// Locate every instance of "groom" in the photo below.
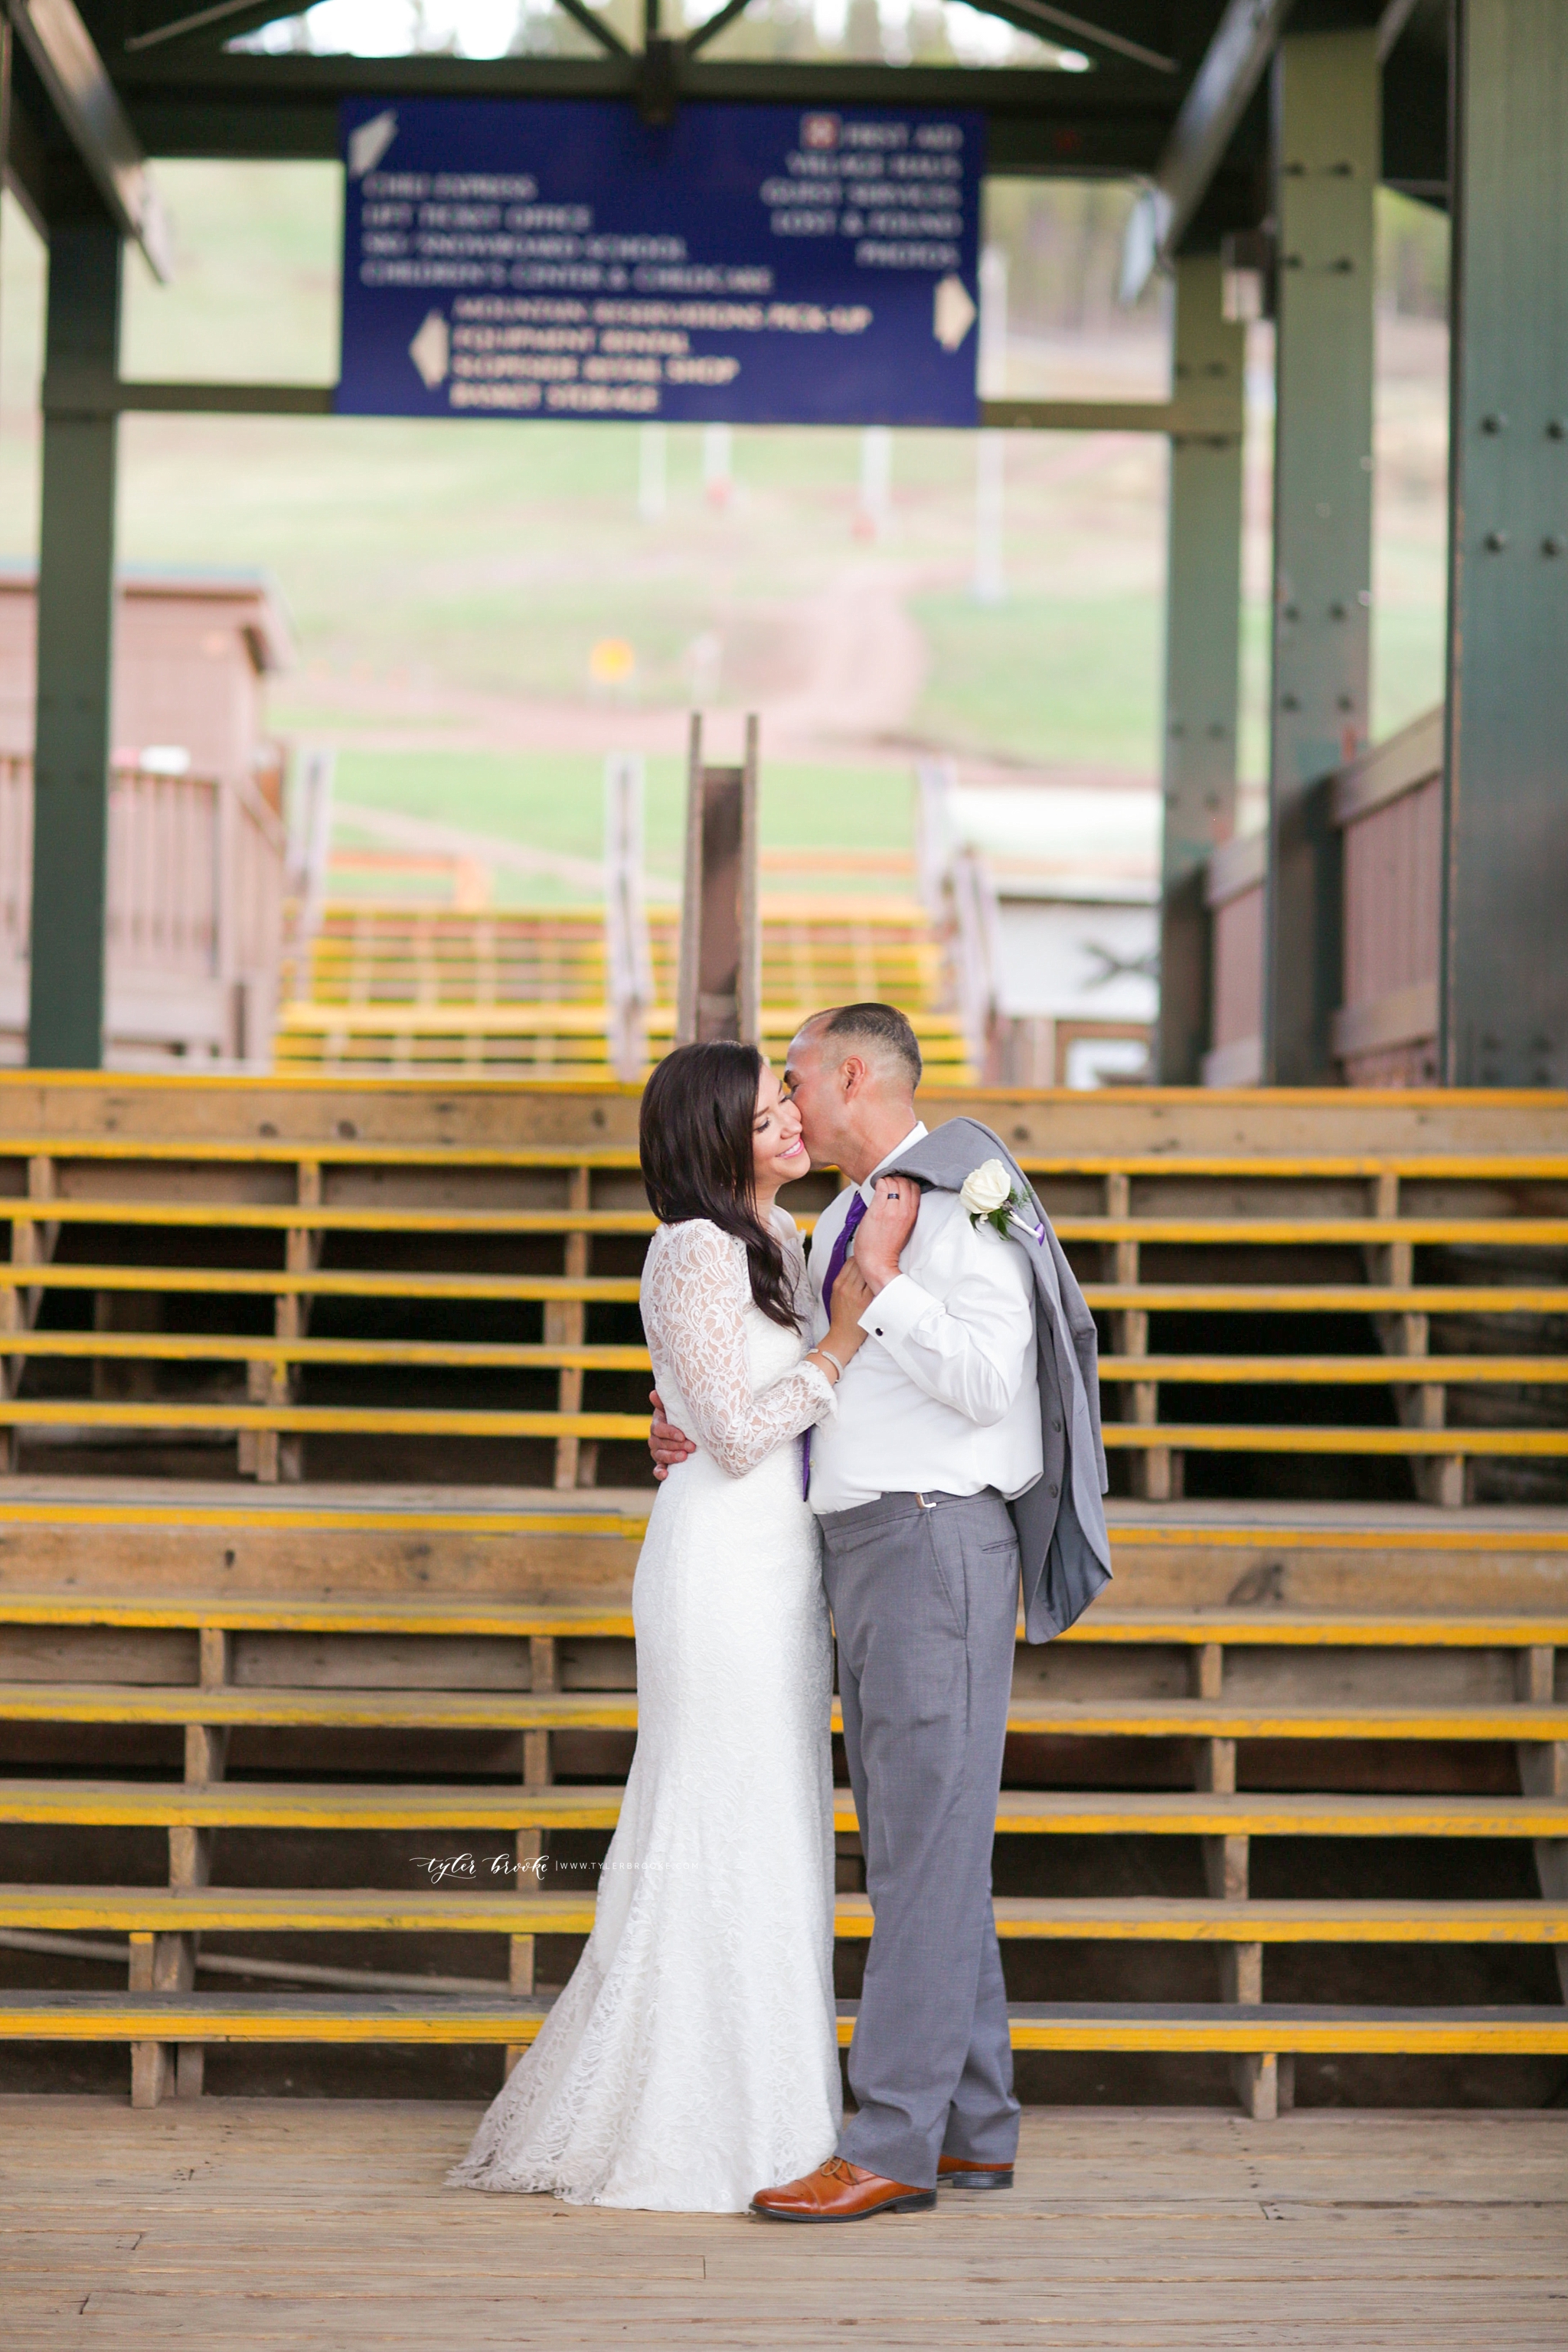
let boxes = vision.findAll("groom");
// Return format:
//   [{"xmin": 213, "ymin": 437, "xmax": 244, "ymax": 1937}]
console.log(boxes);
[{"xmin": 649, "ymin": 1001, "xmax": 1110, "ymax": 2221}]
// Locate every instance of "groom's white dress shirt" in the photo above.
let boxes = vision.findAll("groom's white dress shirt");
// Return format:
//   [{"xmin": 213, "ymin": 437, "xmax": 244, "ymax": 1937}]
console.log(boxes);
[{"xmin": 805, "ymin": 1122, "xmax": 1042, "ymax": 1516}]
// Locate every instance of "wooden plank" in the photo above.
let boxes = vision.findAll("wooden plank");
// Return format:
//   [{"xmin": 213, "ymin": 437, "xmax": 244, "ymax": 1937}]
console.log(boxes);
[
  {"xmin": 0, "ymin": 1589, "xmax": 1560, "ymax": 1646},
  {"xmin": 0, "ymin": 1332, "xmax": 655, "ymax": 1369},
  {"xmin": 1095, "ymin": 1356, "xmax": 1568, "ymax": 1383},
  {"xmin": 0, "ymin": 1400, "xmax": 653, "ymax": 1439},
  {"xmin": 5, "ymin": 1886, "xmax": 1566, "ymax": 1943},
  {"xmin": 4, "ymin": 1680, "xmax": 1565, "ymax": 1740},
  {"xmin": 0, "ymin": 1200, "xmax": 664, "ymax": 1233},
  {"xmin": 1099, "ymin": 1426, "xmax": 1568, "ymax": 1456},
  {"xmin": 4, "ymin": 1337, "xmax": 1567, "ymax": 1385},
  {"xmin": 0, "ymin": 1129, "xmax": 1564, "ymax": 1176},
  {"xmin": 5, "ymin": 2101, "xmax": 1566, "ymax": 2333},
  {"xmin": 1084, "ymin": 1286, "xmax": 1568, "ymax": 1312},
  {"xmin": 10, "ymin": 1199, "xmax": 1568, "ymax": 1245},
  {"xmin": 0, "ymin": 1266, "xmax": 645, "ymax": 1302},
  {"xmin": 1, "ymin": 1990, "xmax": 1566, "ymax": 2056},
  {"xmin": 1, "ymin": 1780, "xmax": 1563, "ymax": 1838},
  {"xmin": 0, "ymin": 1400, "xmax": 1562, "ymax": 1454},
  {"xmin": 0, "ymin": 1592, "xmax": 1563, "ymax": 1645}
]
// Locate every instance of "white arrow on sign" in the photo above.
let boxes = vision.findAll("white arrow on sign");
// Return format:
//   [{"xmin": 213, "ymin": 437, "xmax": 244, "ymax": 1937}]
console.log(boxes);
[
  {"xmin": 409, "ymin": 311, "xmax": 451, "ymax": 390},
  {"xmin": 933, "ymin": 274, "xmax": 977, "ymax": 354},
  {"xmin": 348, "ymin": 110, "xmax": 398, "ymax": 180}
]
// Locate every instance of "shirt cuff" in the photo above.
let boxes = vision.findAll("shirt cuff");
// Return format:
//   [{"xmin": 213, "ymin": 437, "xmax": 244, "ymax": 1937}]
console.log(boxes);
[{"xmin": 859, "ymin": 1271, "xmax": 936, "ymax": 1348}]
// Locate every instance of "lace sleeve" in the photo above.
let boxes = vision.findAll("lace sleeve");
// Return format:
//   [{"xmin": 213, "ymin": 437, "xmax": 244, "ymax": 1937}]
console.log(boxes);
[{"xmin": 643, "ymin": 1220, "xmax": 835, "ymax": 1480}]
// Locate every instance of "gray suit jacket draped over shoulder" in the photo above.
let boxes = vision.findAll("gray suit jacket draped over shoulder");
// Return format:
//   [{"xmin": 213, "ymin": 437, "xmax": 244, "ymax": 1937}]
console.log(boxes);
[{"xmin": 888, "ymin": 1117, "xmax": 1112, "ymax": 1643}]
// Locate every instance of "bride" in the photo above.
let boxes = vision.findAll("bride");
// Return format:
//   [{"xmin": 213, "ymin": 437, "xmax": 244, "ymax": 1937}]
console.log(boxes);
[{"xmin": 450, "ymin": 1040, "xmax": 871, "ymax": 2212}]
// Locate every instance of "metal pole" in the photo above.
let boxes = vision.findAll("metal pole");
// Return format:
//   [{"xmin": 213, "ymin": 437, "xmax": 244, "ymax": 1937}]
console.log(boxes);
[
  {"xmin": 1156, "ymin": 251, "xmax": 1245, "ymax": 1083},
  {"xmin": 1441, "ymin": 0, "xmax": 1568, "ymax": 1086},
  {"xmin": 28, "ymin": 211, "xmax": 123, "ymax": 1069},
  {"xmin": 637, "ymin": 421, "xmax": 666, "ymax": 522},
  {"xmin": 1261, "ymin": 28, "xmax": 1377, "ymax": 1084}
]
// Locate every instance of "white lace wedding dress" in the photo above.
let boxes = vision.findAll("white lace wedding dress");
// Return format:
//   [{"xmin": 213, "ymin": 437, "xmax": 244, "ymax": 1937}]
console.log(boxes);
[{"xmin": 449, "ymin": 1208, "xmax": 842, "ymax": 2212}]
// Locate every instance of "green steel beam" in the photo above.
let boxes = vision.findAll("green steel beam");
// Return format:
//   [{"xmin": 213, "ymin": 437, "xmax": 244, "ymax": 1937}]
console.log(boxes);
[
  {"xmin": 28, "ymin": 209, "xmax": 121, "ymax": 1070},
  {"xmin": 6, "ymin": 0, "xmax": 170, "ymax": 273},
  {"xmin": 1121, "ymin": 0, "xmax": 1295, "ymax": 297},
  {"xmin": 109, "ymin": 51, "xmax": 1181, "ymax": 172},
  {"xmin": 1262, "ymin": 27, "xmax": 1375, "ymax": 1083},
  {"xmin": 1155, "ymin": 252, "xmax": 1244, "ymax": 1083},
  {"xmin": 1441, "ymin": 0, "xmax": 1568, "ymax": 1085}
]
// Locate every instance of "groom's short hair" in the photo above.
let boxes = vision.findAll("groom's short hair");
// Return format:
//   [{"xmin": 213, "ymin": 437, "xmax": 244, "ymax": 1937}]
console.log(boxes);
[{"xmin": 812, "ymin": 1002, "xmax": 923, "ymax": 1089}]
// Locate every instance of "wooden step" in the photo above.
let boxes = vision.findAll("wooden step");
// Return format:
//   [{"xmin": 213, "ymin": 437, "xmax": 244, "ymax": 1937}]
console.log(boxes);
[
  {"xmin": 6, "ymin": 1334, "xmax": 1568, "ymax": 1391},
  {"xmin": 5, "ymin": 1886, "xmax": 1566, "ymax": 1944},
  {"xmin": 1099, "ymin": 1427, "xmax": 1568, "ymax": 1458},
  {"xmin": 1, "ymin": 1989, "xmax": 1563, "ymax": 2056},
  {"xmin": 4, "ymin": 1681, "xmax": 1565, "ymax": 1742},
  {"xmin": 3, "ymin": 1780, "xmax": 1563, "ymax": 1838},
  {"xmin": 0, "ymin": 1398, "xmax": 1561, "ymax": 1459},
  {"xmin": 5, "ymin": 1264, "xmax": 1563, "ymax": 1320},
  {"xmin": 0, "ymin": 1265, "xmax": 644, "ymax": 1304},
  {"xmin": 3, "ymin": 1133, "xmax": 1566, "ymax": 1178},
  {"xmin": 11, "ymin": 1200, "xmax": 1568, "ymax": 1246},
  {"xmin": 2, "ymin": 1334, "xmax": 1563, "ymax": 1388},
  {"xmin": 2, "ymin": 1589, "xmax": 1564, "ymax": 1647}
]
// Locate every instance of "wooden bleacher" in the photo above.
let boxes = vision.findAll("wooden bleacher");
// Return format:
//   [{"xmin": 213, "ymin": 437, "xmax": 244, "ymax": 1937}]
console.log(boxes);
[
  {"xmin": 0, "ymin": 1076, "xmax": 1566, "ymax": 2116},
  {"xmin": 273, "ymin": 897, "xmax": 975, "ymax": 1079}
]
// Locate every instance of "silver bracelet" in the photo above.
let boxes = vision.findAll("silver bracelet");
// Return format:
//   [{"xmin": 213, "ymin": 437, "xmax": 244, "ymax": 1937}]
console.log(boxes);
[{"xmin": 813, "ymin": 1344, "xmax": 847, "ymax": 1380}]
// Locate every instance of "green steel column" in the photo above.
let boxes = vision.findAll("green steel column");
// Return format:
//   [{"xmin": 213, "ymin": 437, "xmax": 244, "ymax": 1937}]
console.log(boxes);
[
  {"xmin": 1442, "ymin": 0, "xmax": 1568, "ymax": 1086},
  {"xmin": 1262, "ymin": 29, "xmax": 1377, "ymax": 1084},
  {"xmin": 1156, "ymin": 252, "xmax": 1245, "ymax": 1084},
  {"xmin": 28, "ymin": 214, "xmax": 122, "ymax": 1070}
]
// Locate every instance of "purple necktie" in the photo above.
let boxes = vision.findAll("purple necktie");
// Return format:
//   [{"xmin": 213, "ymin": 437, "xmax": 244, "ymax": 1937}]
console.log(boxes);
[{"xmin": 804, "ymin": 1191, "xmax": 867, "ymax": 1498}]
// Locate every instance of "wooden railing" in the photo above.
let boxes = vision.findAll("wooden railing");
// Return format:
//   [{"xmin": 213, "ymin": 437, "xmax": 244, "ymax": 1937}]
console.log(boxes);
[
  {"xmin": 1200, "ymin": 833, "xmax": 1265, "ymax": 1087},
  {"xmin": 1199, "ymin": 706, "xmax": 1444, "ymax": 1089},
  {"xmin": 1329, "ymin": 707, "xmax": 1443, "ymax": 1084},
  {"xmin": 0, "ymin": 756, "xmax": 286, "ymax": 1067}
]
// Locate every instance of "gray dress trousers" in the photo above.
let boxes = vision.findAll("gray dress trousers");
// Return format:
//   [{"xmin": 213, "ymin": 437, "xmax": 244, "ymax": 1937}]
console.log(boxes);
[{"xmin": 818, "ymin": 1483, "xmax": 1022, "ymax": 2191}]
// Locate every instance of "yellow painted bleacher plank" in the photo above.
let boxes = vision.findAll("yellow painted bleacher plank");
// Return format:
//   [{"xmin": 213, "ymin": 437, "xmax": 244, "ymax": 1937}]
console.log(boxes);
[
  {"xmin": 2, "ymin": 1781, "xmax": 1561, "ymax": 1837},
  {"xmin": 1099, "ymin": 1425, "xmax": 1568, "ymax": 1455},
  {"xmin": 0, "ymin": 1202, "xmax": 661, "ymax": 1234},
  {"xmin": 0, "ymin": 1266, "xmax": 644, "ymax": 1302},
  {"xmin": 1066, "ymin": 1218, "xmax": 1568, "ymax": 1245},
  {"xmin": 1095, "ymin": 1356, "xmax": 1568, "ymax": 1383},
  {"xmin": 0, "ymin": 1684, "xmax": 639, "ymax": 1732},
  {"xmin": 0, "ymin": 1140, "xmax": 653, "ymax": 1166},
  {"xmin": 0, "ymin": 1334, "xmax": 652, "ymax": 1371},
  {"xmin": 0, "ymin": 1991, "xmax": 1563, "ymax": 2056},
  {"xmin": 2, "ymin": 1682, "xmax": 1563, "ymax": 1740},
  {"xmin": 0, "ymin": 1400, "xmax": 651, "ymax": 1439},
  {"xmin": 0, "ymin": 1399, "xmax": 1557, "ymax": 1452},
  {"xmin": 6, "ymin": 1203, "xmax": 1568, "ymax": 1248},
  {"xmin": 279, "ymin": 1003, "xmax": 967, "ymax": 1041},
  {"xmin": 0, "ymin": 1134, "xmax": 1562, "ymax": 1179},
  {"xmin": 0, "ymin": 1591, "xmax": 1562, "ymax": 1644},
  {"xmin": 1085, "ymin": 1285, "xmax": 1568, "ymax": 1312},
  {"xmin": 998, "ymin": 2008, "xmax": 1568, "ymax": 2058},
  {"xmin": 3, "ymin": 1887, "xmax": 1564, "ymax": 1943}
]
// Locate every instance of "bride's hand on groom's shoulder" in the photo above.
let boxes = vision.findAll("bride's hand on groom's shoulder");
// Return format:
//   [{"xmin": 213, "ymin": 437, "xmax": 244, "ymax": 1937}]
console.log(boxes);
[
  {"xmin": 648, "ymin": 1387, "xmax": 696, "ymax": 1481},
  {"xmin": 854, "ymin": 1175, "xmax": 920, "ymax": 1294}
]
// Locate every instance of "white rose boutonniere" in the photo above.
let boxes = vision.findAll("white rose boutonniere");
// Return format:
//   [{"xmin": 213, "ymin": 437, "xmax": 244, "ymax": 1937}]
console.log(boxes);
[{"xmin": 959, "ymin": 1157, "xmax": 1046, "ymax": 1246}]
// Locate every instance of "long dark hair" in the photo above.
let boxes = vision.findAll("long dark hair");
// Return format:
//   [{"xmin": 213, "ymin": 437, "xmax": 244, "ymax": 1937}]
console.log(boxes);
[{"xmin": 639, "ymin": 1041, "xmax": 800, "ymax": 1331}]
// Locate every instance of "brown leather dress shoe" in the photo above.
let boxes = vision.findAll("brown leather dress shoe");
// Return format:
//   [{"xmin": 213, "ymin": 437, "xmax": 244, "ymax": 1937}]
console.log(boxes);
[
  {"xmin": 750, "ymin": 2156, "xmax": 936, "ymax": 2222},
  {"xmin": 937, "ymin": 2154, "xmax": 1015, "ymax": 2190}
]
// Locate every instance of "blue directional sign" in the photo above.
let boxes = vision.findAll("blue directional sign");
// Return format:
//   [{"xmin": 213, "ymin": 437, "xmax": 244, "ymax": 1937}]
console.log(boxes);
[{"xmin": 337, "ymin": 97, "xmax": 983, "ymax": 426}]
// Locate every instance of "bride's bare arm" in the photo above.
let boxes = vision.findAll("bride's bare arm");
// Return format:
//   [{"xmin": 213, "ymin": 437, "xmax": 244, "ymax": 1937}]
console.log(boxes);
[{"xmin": 642, "ymin": 1222, "xmax": 838, "ymax": 1481}]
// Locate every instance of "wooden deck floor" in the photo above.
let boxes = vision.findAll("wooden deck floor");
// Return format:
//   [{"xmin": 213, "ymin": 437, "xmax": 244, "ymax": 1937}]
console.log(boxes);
[{"xmin": 5, "ymin": 2098, "xmax": 1566, "ymax": 2347}]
